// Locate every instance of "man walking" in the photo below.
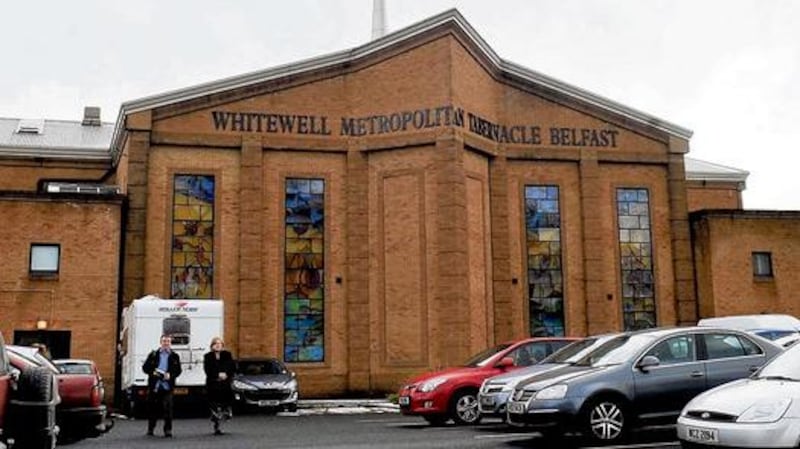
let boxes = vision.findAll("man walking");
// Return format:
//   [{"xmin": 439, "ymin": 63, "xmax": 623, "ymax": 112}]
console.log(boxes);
[{"xmin": 142, "ymin": 334, "xmax": 182, "ymax": 437}]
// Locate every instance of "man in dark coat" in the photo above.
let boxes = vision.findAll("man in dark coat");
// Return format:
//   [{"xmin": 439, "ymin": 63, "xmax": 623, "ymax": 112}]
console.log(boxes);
[
  {"xmin": 142, "ymin": 334, "xmax": 182, "ymax": 437},
  {"xmin": 203, "ymin": 337, "xmax": 234, "ymax": 435}
]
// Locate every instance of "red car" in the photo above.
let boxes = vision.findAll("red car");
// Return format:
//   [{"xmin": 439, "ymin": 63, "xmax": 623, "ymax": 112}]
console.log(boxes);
[
  {"xmin": 397, "ymin": 337, "xmax": 577, "ymax": 425},
  {"xmin": 7, "ymin": 346, "xmax": 109, "ymax": 441}
]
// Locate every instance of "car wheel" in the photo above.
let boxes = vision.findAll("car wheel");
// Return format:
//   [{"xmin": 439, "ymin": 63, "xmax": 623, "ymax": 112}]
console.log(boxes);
[
  {"xmin": 582, "ymin": 397, "xmax": 628, "ymax": 444},
  {"xmin": 13, "ymin": 366, "xmax": 58, "ymax": 449},
  {"xmin": 423, "ymin": 414, "xmax": 448, "ymax": 426},
  {"xmin": 285, "ymin": 403, "xmax": 298, "ymax": 413},
  {"xmin": 450, "ymin": 390, "xmax": 481, "ymax": 426}
]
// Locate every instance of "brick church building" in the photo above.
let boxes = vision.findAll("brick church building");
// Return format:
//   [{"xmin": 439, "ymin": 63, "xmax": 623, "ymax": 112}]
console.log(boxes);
[{"xmin": 1, "ymin": 10, "xmax": 797, "ymax": 399}]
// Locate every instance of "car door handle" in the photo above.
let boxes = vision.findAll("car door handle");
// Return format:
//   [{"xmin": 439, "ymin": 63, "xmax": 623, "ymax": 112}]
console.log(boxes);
[
  {"xmin": 690, "ymin": 371, "xmax": 704, "ymax": 378},
  {"xmin": 749, "ymin": 365, "xmax": 759, "ymax": 372}
]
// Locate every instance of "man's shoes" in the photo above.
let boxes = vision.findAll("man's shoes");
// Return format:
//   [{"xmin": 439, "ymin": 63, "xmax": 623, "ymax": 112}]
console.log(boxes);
[
  {"xmin": 214, "ymin": 429, "xmax": 223, "ymax": 435},
  {"xmin": 164, "ymin": 432, "xmax": 173, "ymax": 438}
]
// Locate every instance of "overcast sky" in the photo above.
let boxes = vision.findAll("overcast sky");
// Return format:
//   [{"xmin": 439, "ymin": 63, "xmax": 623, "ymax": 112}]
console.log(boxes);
[{"xmin": 2, "ymin": 1, "xmax": 798, "ymax": 210}]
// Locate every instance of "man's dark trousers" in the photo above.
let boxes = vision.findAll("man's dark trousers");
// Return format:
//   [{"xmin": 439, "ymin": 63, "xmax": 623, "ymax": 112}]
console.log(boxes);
[{"xmin": 147, "ymin": 389, "xmax": 174, "ymax": 435}]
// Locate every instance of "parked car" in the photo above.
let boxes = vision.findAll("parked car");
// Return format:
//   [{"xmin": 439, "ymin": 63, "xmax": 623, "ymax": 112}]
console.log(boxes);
[
  {"xmin": 232, "ymin": 358, "xmax": 298, "ymax": 412},
  {"xmin": 506, "ymin": 327, "xmax": 782, "ymax": 444},
  {"xmin": 698, "ymin": 314, "xmax": 800, "ymax": 342},
  {"xmin": 398, "ymin": 337, "xmax": 576, "ymax": 426},
  {"xmin": 0, "ymin": 333, "xmax": 59, "ymax": 449},
  {"xmin": 773, "ymin": 333, "xmax": 800, "ymax": 348},
  {"xmin": 479, "ymin": 333, "xmax": 621, "ymax": 420},
  {"xmin": 7, "ymin": 346, "xmax": 109, "ymax": 441},
  {"xmin": 677, "ymin": 339, "xmax": 800, "ymax": 448},
  {"xmin": 52, "ymin": 359, "xmax": 99, "ymax": 376}
]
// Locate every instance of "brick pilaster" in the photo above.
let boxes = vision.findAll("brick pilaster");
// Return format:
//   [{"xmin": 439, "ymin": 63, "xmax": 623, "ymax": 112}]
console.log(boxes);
[
  {"xmin": 238, "ymin": 137, "xmax": 264, "ymax": 355},
  {"xmin": 489, "ymin": 153, "xmax": 513, "ymax": 342},
  {"xmin": 123, "ymin": 131, "xmax": 150, "ymax": 305},
  {"xmin": 580, "ymin": 150, "xmax": 608, "ymax": 334},
  {"xmin": 668, "ymin": 153, "xmax": 698, "ymax": 325},
  {"xmin": 346, "ymin": 144, "xmax": 371, "ymax": 392},
  {"xmin": 435, "ymin": 134, "xmax": 470, "ymax": 367}
]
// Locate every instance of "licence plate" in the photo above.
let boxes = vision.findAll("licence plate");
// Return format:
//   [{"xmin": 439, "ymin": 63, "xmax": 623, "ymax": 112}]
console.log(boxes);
[
  {"xmin": 686, "ymin": 426, "xmax": 719, "ymax": 443},
  {"xmin": 507, "ymin": 402, "xmax": 525, "ymax": 414},
  {"xmin": 173, "ymin": 387, "xmax": 188, "ymax": 395},
  {"xmin": 258, "ymin": 400, "xmax": 279, "ymax": 407},
  {"xmin": 399, "ymin": 396, "xmax": 410, "ymax": 406}
]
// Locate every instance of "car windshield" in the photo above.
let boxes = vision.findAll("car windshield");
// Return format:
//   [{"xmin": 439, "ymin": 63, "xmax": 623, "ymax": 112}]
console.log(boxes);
[
  {"xmin": 463, "ymin": 343, "xmax": 513, "ymax": 367},
  {"xmin": 754, "ymin": 342, "xmax": 800, "ymax": 381},
  {"xmin": 573, "ymin": 334, "xmax": 656, "ymax": 366},
  {"xmin": 237, "ymin": 360, "xmax": 286, "ymax": 375},
  {"xmin": 541, "ymin": 338, "xmax": 599, "ymax": 364},
  {"xmin": 56, "ymin": 362, "xmax": 94, "ymax": 374},
  {"xmin": 753, "ymin": 329, "xmax": 798, "ymax": 341}
]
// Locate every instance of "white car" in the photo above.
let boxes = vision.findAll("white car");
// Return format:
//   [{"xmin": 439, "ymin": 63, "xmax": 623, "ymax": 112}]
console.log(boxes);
[{"xmin": 677, "ymin": 339, "xmax": 800, "ymax": 448}]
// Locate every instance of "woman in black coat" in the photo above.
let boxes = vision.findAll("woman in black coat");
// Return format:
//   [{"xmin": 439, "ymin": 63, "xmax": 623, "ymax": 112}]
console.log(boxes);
[{"xmin": 203, "ymin": 336, "xmax": 235, "ymax": 435}]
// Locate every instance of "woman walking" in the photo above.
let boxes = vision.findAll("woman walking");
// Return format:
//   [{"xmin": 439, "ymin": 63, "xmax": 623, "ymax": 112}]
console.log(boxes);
[{"xmin": 203, "ymin": 337, "xmax": 234, "ymax": 435}]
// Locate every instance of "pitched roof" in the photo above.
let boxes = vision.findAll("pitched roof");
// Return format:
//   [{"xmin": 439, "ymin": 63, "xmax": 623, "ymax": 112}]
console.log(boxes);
[
  {"xmin": 112, "ymin": 8, "xmax": 693, "ymax": 158},
  {"xmin": 685, "ymin": 157, "xmax": 749, "ymax": 183},
  {"xmin": 0, "ymin": 117, "xmax": 113, "ymax": 161}
]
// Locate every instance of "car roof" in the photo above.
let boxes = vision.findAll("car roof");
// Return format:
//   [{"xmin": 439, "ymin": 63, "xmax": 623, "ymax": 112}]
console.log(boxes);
[
  {"xmin": 7, "ymin": 345, "xmax": 39, "ymax": 358},
  {"xmin": 52, "ymin": 359, "xmax": 94, "ymax": 364},
  {"xmin": 698, "ymin": 314, "xmax": 800, "ymax": 331},
  {"xmin": 499, "ymin": 336, "xmax": 579, "ymax": 346}
]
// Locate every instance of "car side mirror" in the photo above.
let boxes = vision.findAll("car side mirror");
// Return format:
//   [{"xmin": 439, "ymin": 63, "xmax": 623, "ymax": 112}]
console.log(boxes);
[
  {"xmin": 497, "ymin": 357, "xmax": 514, "ymax": 369},
  {"xmin": 637, "ymin": 355, "xmax": 660, "ymax": 371}
]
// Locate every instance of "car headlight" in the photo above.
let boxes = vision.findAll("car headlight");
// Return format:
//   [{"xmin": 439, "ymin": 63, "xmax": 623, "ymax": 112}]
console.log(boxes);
[
  {"xmin": 500, "ymin": 383, "xmax": 514, "ymax": 393},
  {"xmin": 534, "ymin": 384, "xmax": 568, "ymax": 400},
  {"xmin": 233, "ymin": 380, "xmax": 257, "ymax": 391},
  {"xmin": 737, "ymin": 398, "xmax": 791, "ymax": 423},
  {"xmin": 418, "ymin": 377, "xmax": 447, "ymax": 393},
  {"xmin": 285, "ymin": 379, "xmax": 298, "ymax": 391}
]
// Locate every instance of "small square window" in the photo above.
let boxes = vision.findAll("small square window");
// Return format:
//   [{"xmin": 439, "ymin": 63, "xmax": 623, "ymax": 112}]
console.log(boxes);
[
  {"xmin": 30, "ymin": 244, "xmax": 60, "ymax": 275},
  {"xmin": 752, "ymin": 252, "xmax": 773, "ymax": 277}
]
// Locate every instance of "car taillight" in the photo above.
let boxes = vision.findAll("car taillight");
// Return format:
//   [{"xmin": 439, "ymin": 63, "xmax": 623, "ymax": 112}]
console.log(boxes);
[{"xmin": 91, "ymin": 382, "xmax": 105, "ymax": 406}]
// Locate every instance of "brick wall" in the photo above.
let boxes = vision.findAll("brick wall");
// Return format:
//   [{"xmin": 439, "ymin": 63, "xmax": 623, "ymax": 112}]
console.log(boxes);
[{"xmin": 0, "ymin": 197, "xmax": 121, "ymax": 402}]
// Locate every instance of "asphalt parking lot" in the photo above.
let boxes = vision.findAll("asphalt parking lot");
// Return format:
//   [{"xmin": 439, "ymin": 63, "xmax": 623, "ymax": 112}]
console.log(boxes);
[{"xmin": 70, "ymin": 409, "xmax": 682, "ymax": 449}]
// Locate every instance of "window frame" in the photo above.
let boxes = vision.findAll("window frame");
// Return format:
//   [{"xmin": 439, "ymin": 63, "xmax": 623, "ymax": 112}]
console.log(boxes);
[
  {"xmin": 29, "ymin": 243, "xmax": 61, "ymax": 277},
  {"xmin": 752, "ymin": 251, "xmax": 773, "ymax": 278}
]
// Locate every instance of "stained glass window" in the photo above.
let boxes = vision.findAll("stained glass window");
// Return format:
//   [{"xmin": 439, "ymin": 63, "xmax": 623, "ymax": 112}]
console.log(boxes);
[
  {"xmin": 171, "ymin": 175, "xmax": 215, "ymax": 299},
  {"xmin": 616, "ymin": 188, "xmax": 656, "ymax": 331},
  {"xmin": 284, "ymin": 178, "xmax": 325, "ymax": 362},
  {"xmin": 525, "ymin": 185, "xmax": 564, "ymax": 336}
]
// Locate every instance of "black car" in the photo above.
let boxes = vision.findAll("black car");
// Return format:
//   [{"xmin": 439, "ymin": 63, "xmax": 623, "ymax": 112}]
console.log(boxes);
[
  {"xmin": 232, "ymin": 358, "xmax": 298, "ymax": 412},
  {"xmin": 506, "ymin": 326, "xmax": 782, "ymax": 444}
]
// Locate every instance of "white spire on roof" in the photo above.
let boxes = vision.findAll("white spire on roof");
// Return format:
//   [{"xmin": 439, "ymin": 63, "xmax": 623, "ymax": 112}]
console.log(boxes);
[{"xmin": 371, "ymin": 0, "xmax": 387, "ymax": 40}]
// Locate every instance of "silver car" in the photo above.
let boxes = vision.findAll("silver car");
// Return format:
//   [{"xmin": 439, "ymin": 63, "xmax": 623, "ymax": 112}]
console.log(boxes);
[
  {"xmin": 478, "ymin": 333, "xmax": 620, "ymax": 420},
  {"xmin": 677, "ymin": 340, "xmax": 800, "ymax": 448}
]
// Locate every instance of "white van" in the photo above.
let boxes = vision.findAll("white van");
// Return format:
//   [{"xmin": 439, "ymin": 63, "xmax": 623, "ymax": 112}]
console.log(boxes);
[
  {"xmin": 119, "ymin": 295, "xmax": 224, "ymax": 416},
  {"xmin": 698, "ymin": 314, "xmax": 800, "ymax": 343}
]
